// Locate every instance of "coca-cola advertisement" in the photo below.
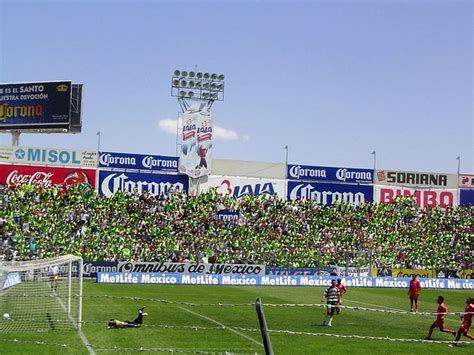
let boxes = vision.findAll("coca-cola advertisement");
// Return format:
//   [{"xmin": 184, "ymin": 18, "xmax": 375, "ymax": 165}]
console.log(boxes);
[{"xmin": 0, "ymin": 164, "xmax": 96, "ymax": 189}]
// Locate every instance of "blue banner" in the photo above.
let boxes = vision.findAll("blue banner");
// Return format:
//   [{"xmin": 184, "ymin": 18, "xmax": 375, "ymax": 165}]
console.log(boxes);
[
  {"xmin": 215, "ymin": 209, "xmax": 240, "ymax": 221},
  {"xmin": 0, "ymin": 81, "xmax": 71, "ymax": 130},
  {"xmin": 287, "ymin": 181, "xmax": 373, "ymax": 205},
  {"xmin": 99, "ymin": 151, "xmax": 178, "ymax": 172},
  {"xmin": 460, "ymin": 189, "xmax": 474, "ymax": 206},
  {"xmin": 288, "ymin": 164, "xmax": 373, "ymax": 183},
  {"xmin": 98, "ymin": 170, "xmax": 188, "ymax": 197},
  {"xmin": 97, "ymin": 273, "xmax": 474, "ymax": 289},
  {"xmin": 83, "ymin": 261, "xmax": 117, "ymax": 278},
  {"xmin": 266, "ymin": 267, "xmax": 333, "ymax": 276}
]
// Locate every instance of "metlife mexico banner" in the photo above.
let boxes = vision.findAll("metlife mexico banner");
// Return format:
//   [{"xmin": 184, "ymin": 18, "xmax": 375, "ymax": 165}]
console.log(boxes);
[
  {"xmin": 287, "ymin": 181, "xmax": 373, "ymax": 205},
  {"xmin": 199, "ymin": 175, "xmax": 286, "ymax": 198},
  {"xmin": 99, "ymin": 151, "xmax": 178, "ymax": 172},
  {"xmin": 287, "ymin": 164, "xmax": 373, "ymax": 184},
  {"xmin": 98, "ymin": 169, "xmax": 188, "ymax": 197},
  {"xmin": 97, "ymin": 273, "xmax": 474, "ymax": 290},
  {"xmin": 0, "ymin": 145, "xmax": 97, "ymax": 168}
]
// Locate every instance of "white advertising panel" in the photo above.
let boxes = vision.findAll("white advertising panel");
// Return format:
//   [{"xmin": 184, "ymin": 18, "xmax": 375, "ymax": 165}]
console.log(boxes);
[
  {"xmin": 375, "ymin": 185, "xmax": 458, "ymax": 208},
  {"xmin": 0, "ymin": 145, "xmax": 97, "ymax": 168},
  {"xmin": 460, "ymin": 174, "xmax": 474, "ymax": 188},
  {"xmin": 199, "ymin": 175, "xmax": 286, "ymax": 199},
  {"xmin": 375, "ymin": 169, "xmax": 457, "ymax": 189},
  {"xmin": 178, "ymin": 107, "xmax": 212, "ymax": 178}
]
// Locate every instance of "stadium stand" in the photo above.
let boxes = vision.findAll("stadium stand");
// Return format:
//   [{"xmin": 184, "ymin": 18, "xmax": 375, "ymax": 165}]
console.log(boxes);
[{"xmin": 0, "ymin": 184, "xmax": 472, "ymax": 273}]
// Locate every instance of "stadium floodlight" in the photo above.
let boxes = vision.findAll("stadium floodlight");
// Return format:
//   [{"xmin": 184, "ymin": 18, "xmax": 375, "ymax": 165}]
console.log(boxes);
[{"xmin": 171, "ymin": 68, "xmax": 225, "ymax": 110}]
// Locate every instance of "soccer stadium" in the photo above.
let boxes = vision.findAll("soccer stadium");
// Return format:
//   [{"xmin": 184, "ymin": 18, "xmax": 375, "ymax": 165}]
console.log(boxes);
[{"xmin": 0, "ymin": 1, "xmax": 473, "ymax": 354}]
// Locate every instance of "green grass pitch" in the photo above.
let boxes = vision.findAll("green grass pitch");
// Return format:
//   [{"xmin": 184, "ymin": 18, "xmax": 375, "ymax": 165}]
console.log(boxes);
[{"xmin": 0, "ymin": 281, "xmax": 473, "ymax": 354}]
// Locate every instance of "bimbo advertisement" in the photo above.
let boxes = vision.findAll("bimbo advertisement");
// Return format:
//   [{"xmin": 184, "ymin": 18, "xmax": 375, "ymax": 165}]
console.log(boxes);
[
  {"xmin": 98, "ymin": 170, "xmax": 188, "ymax": 197},
  {"xmin": 99, "ymin": 151, "xmax": 178, "ymax": 172},
  {"xmin": 287, "ymin": 181, "xmax": 373, "ymax": 205},
  {"xmin": 375, "ymin": 185, "xmax": 457, "ymax": 208},
  {"xmin": 0, "ymin": 81, "xmax": 71, "ymax": 130},
  {"xmin": 288, "ymin": 164, "xmax": 373, "ymax": 184},
  {"xmin": 0, "ymin": 164, "xmax": 96, "ymax": 188}
]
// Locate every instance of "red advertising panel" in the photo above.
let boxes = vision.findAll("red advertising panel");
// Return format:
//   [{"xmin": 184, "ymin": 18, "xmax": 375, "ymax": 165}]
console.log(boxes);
[
  {"xmin": 374, "ymin": 185, "xmax": 457, "ymax": 209},
  {"xmin": 0, "ymin": 164, "xmax": 96, "ymax": 188}
]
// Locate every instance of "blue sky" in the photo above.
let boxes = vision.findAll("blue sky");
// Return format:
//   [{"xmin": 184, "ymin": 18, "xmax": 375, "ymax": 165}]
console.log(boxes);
[{"xmin": 0, "ymin": 0, "xmax": 472, "ymax": 173}]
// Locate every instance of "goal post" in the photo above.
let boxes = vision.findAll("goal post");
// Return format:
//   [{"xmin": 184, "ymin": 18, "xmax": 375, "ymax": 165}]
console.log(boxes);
[{"xmin": 0, "ymin": 255, "xmax": 83, "ymax": 332}]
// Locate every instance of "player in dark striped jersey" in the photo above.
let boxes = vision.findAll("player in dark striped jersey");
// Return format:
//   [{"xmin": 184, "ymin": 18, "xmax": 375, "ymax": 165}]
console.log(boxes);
[{"xmin": 321, "ymin": 279, "xmax": 340, "ymax": 327}]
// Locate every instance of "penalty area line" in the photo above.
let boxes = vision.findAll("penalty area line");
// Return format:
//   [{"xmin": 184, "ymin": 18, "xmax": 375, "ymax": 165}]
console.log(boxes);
[{"xmin": 177, "ymin": 306, "xmax": 262, "ymax": 347}]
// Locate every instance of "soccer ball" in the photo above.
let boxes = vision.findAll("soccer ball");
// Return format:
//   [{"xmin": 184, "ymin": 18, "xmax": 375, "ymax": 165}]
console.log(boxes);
[{"xmin": 3, "ymin": 313, "xmax": 10, "ymax": 320}]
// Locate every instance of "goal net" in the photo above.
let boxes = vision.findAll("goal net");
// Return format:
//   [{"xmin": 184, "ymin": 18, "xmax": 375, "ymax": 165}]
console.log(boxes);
[{"xmin": 0, "ymin": 255, "xmax": 83, "ymax": 333}]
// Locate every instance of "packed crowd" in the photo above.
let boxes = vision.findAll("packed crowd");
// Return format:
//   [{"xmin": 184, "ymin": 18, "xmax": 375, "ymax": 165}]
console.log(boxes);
[{"xmin": 0, "ymin": 184, "xmax": 472, "ymax": 271}]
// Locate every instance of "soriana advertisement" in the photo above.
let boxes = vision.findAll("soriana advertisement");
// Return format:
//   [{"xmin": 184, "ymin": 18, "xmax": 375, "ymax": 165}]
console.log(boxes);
[
  {"xmin": 374, "ymin": 185, "xmax": 457, "ymax": 208},
  {"xmin": 0, "ymin": 164, "xmax": 96, "ymax": 189},
  {"xmin": 199, "ymin": 176, "xmax": 285, "ymax": 199},
  {"xmin": 375, "ymin": 169, "xmax": 457, "ymax": 189}
]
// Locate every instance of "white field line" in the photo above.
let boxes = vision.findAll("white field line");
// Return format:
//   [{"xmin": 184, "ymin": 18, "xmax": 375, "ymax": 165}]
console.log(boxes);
[
  {"xmin": 177, "ymin": 305, "xmax": 263, "ymax": 347},
  {"xmin": 344, "ymin": 299, "xmax": 461, "ymax": 324},
  {"xmin": 55, "ymin": 293, "xmax": 95, "ymax": 355}
]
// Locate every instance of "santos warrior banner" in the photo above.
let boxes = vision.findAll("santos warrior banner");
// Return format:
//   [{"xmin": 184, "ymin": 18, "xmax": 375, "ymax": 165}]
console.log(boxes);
[
  {"xmin": 375, "ymin": 185, "xmax": 457, "ymax": 208},
  {"xmin": 178, "ymin": 107, "xmax": 213, "ymax": 178},
  {"xmin": 0, "ymin": 164, "xmax": 96, "ymax": 189}
]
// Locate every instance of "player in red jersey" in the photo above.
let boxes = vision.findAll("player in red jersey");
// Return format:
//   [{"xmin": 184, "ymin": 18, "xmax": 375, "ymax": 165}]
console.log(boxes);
[
  {"xmin": 425, "ymin": 296, "xmax": 455, "ymax": 340},
  {"xmin": 450, "ymin": 297, "xmax": 474, "ymax": 346},
  {"xmin": 335, "ymin": 278, "xmax": 347, "ymax": 315},
  {"xmin": 408, "ymin": 275, "xmax": 421, "ymax": 312}
]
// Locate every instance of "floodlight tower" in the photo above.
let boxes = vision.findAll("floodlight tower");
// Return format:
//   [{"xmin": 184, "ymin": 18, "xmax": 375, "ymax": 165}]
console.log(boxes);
[
  {"xmin": 171, "ymin": 70, "xmax": 225, "ymax": 111},
  {"xmin": 171, "ymin": 69, "xmax": 225, "ymax": 195}
]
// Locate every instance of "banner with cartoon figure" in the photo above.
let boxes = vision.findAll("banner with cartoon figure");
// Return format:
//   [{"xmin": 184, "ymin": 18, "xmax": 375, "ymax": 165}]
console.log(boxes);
[{"xmin": 178, "ymin": 105, "xmax": 213, "ymax": 178}]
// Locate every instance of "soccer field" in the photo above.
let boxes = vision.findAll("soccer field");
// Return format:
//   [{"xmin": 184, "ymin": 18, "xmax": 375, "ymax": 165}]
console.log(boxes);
[{"xmin": 1, "ymin": 281, "xmax": 473, "ymax": 354}]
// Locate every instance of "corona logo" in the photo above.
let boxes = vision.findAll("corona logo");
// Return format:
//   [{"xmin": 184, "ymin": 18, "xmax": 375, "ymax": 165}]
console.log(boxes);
[
  {"xmin": 56, "ymin": 84, "xmax": 69, "ymax": 92},
  {"xmin": 0, "ymin": 103, "xmax": 43, "ymax": 121}
]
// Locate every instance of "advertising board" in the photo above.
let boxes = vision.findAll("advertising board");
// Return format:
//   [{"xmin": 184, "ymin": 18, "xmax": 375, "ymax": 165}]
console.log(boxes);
[
  {"xmin": 99, "ymin": 151, "xmax": 178, "ymax": 172},
  {"xmin": 375, "ymin": 169, "xmax": 457, "ymax": 189},
  {"xmin": 98, "ymin": 170, "xmax": 188, "ymax": 197},
  {"xmin": 375, "ymin": 185, "xmax": 457, "ymax": 208},
  {"xmin": 0, "ymin": 145, "xmax": 97, "ymax": 168},
  {"xmin": 0, "ymin": 164, "xmax": 96, "ymax": 188},
  {"xmin": 199, "ymin": 175, "xmax": 286, "ymax": 198},
  {"xmin": 0, "ymin": 81, "xmax": 71, "ymax": 130},
  {"xmin": 287, "ymin": 181, "xmax": 373, "ymax": 205},
  {"xmin": 288, "ymin": 164, "xmax": 373, "ymax": 184}
]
